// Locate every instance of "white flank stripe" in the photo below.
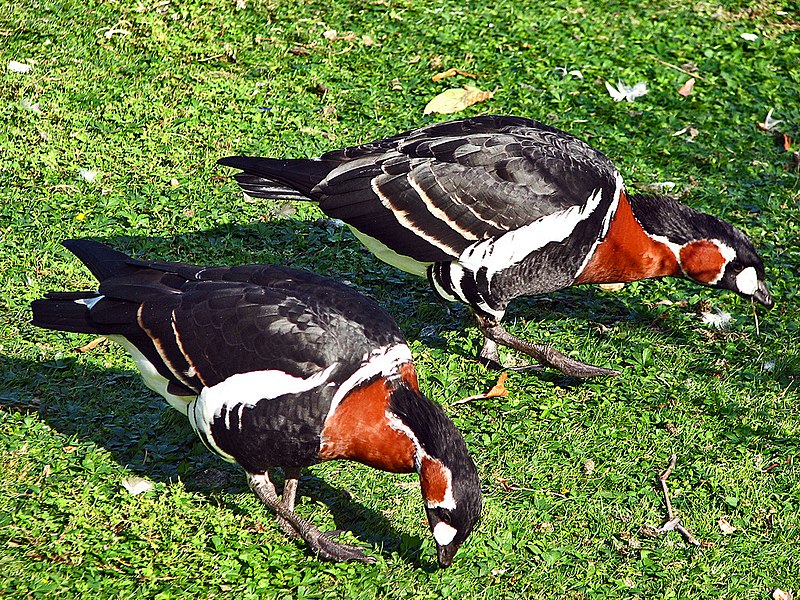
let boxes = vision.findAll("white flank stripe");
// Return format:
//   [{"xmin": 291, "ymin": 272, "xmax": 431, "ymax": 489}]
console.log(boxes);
[
  {"xmin": 459, "ymin": 186, "xmax": 606, "ymax": 279},
  {"xmin": 324, "ymin": 344, "xmax": 413, "ymax": 422},
  {"xmin": 189, "ymin": 364, "xmax": 337, "ymax": 460},
  {"xmin": 433, "ymin": 522, "xmax": 458, "ymax": 546},
  {"xmin": 137, "ymin": 305, "xmax": 194, "ymax": 394},
  {"xmin": 74, "ymin": 295, "xmax": 104, "ymax": 310},
  {"xmin": 370, "ymin": 177, "xmax": 462, "ymax": 257},
  {"xmin": 408, "ymin": 169, "xmax": 479, "ymax": 242},
  {"xmin": 475, "ymin": 299, "xmax": 503, "ymax": 320},
  {"xmin": 574, "ymin": 173, "xmax": 624, "ymax": 279},
  {"xmin": 106, "ymin": 335, "xmax": 195, "ymax": 415}
]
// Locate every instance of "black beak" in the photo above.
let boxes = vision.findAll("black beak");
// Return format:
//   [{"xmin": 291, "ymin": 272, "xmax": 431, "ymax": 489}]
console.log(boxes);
[
  {"xmin": 752, "ymin": 281, "xmax": 774, "ymax": 309},
  {"xmin": 436, "ymin": 543, "xmax": 458, "ymax": 568}
]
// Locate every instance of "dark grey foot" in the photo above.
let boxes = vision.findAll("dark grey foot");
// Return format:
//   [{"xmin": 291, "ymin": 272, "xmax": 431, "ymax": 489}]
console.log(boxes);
[
  {"xmin": 310, "ymin": 530, "xmax": 377, "ymax": 564},
  {"xmin": 475, "ymin": 316, "xmax": 619, "ymax": 378},
  {"xmin": 249, "ymin": 473, "xmax": 375, "ymax": 563}
]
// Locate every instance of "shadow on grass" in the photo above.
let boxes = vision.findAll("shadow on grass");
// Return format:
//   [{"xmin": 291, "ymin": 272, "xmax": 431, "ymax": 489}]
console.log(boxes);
[
  {"xmin": 0, "ymin": 354, "xmax": 431, "ymax": 568},
  {"xmin": 11, "ymin": 219, "xmax": 790, "ymax": 565}
]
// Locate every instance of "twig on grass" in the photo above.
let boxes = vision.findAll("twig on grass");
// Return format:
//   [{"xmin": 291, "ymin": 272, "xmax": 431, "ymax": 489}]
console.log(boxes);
[
  {"xmin": 644, "ymin": 454, "xmax": 703, "ymax": 547},
  {"xmin": 649, "ymin": 56, "xmax": 710, "ymax": 83}
]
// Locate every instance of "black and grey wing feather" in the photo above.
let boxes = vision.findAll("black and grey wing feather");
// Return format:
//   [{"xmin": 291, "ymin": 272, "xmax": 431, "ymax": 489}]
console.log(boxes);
[
  {"xmin": 34, "ymin": 241, "xmax": 403, "ymax": 386},
  {"xmin": 218, "ymin": 115, "xmax": 621, "ymax": 264}
]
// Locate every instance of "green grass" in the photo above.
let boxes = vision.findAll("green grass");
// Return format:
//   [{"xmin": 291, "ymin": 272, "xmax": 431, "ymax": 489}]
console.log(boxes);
[{"xmin": 2, "ymin": 0, "xmax": 799, "ymax": 597}]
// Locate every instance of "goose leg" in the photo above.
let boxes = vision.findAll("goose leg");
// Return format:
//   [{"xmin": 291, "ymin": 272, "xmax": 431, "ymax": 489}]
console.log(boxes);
[
  {"xmin": 475, "ymin": 314, "xmax": 619, "ymax": 378},
  {"xmin": 248, "ymin": 472, "xmax": 376, "ymax": 563},
  {"xmin": 276, "ymin": 467, "xmax": 301, "ymax": 537}
]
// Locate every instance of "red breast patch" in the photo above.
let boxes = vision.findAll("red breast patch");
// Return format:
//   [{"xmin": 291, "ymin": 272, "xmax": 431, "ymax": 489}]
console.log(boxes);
[
  {"xmin": 576, "ymin": 192, "xmax": 681, "ymax": 285},
  {"xmin": 319, "ymin": 378, "xmax": 416, "ymax": 473}
]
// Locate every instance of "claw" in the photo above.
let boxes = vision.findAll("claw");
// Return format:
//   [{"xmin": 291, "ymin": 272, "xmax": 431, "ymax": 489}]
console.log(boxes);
[
  {"xmin": 312, "ymin": 530, "xmax": 376, "ymax": 564},
  {"xmin": 475, "ymin": 315, "xmax": 619, "ymax": 378}
]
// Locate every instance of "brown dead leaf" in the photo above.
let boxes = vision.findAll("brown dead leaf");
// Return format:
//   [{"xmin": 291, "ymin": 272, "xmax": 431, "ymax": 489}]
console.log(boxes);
[
  {"xmin": 75, "ymin": 336, "xmax": 107, "ymax": 353},
  {"xmin": 678, "ymin": 77, "xmax": 695, "ymax": 97},
  {"xmin": 783, "ymin": 133, "xmax": 792, "ymax": 151},
  {"xmin": 485, "ymin": 371, "xmax": 508, "ymax": 398},
  {"xmin": 423, "ymin": 85, "xmax": 494, "ymax": 115},
  {"xmin": 431, "ymin": 68, "xmax": 477, "ymax": 82},
  {"xmin": 453, "ymin": 372, "xmax": 509, "ymax": 404}
]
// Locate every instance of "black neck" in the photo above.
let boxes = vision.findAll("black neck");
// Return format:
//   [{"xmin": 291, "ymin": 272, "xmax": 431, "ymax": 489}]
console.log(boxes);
[
  {"xmin": 628, "ymin": 194, "xmax": 741, "ymax": 246},
  {"xmin": 388, "ymin": 383, "xmax": 474, "ymax": 477}
]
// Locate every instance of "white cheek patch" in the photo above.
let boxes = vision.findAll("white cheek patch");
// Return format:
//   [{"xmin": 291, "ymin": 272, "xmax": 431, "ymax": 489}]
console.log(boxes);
[
  {"xmin": 736, "ymin": 267, "xmax": 759, "ymax": 296},
  {"xmin": 433, "ymin": 521, "xmax": 458, "ymax": 546}
]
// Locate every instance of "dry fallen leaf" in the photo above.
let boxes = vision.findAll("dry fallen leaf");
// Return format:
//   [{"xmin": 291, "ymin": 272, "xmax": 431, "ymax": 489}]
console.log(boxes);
[
  {"xmin": 718, "ymin": 517, "xmax": 735, "ymax": 534},
  {"xmin": 782, "ymin": 133, "xmax": 792, "ymax": 151},
  {"xmin": 104, "ymin": 28, "xmax": 131, "ymax": 39},
  {"xmin": 423, "ymin": 85, "xmax": 494, "ymax": 115},
  {"xmin": 678, "ymin": 77, "xmax": 695, "ymax": 97},
  {"xmin": 484, "ymin": 371, "xmax": 509, "ymax": 398},
  {"xmin": 454, "ymin": 372, "xmax": 509, "ymax": 404},
  {"xmin": 431, "ymin": 68, "xmax": 477, "ymax": 82},
  {"xmin": 75, "ymin": 336, "xmax": 106, "ymax": 353},
  {"xmin": 598, "ymin": 283, "xmax": 625, "ymax": 292}
]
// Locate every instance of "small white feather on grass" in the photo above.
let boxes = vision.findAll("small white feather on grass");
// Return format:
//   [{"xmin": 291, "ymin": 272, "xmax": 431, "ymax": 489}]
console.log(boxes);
[
  {"xmin": 701, "ymin": 307, "xmax": 732, "ymax": 330},
  {"xmin": 79, "ymin": 168, "xmax": 98, "ymax": 182},
  {"xmin": 605, "ymin": 80, "xmax": 648, "ymax": 102},
  {"xmin": 121, "ymin": 476, "xmax": 155, "ymax": 496},
  {"xmin": 8, "ymin": 60, "xmax": 32, "ymax": 74}
]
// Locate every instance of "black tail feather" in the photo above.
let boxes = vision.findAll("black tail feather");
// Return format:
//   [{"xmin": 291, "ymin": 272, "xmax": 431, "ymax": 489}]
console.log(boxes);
[
  {"xmin": 217, "ymin": 156, "xmax": 336, "ymax": 199},
  {"xmin": 31, "ymin": 295, "xmax": 101, "ymax": 334},
  {"xmin": 62, "ymin": 239, "xmax": 136, "ymax": 282}
]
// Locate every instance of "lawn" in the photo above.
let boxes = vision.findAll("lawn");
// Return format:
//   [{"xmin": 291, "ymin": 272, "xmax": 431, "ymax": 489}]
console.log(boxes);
[{"xmin": 2, "ymin": 0, "xmax": 799, "ymax": 597}]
